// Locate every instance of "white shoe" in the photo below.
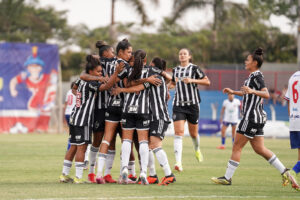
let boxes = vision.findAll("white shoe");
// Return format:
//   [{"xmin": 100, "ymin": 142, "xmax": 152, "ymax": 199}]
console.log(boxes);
[
  {"xmin": 121, "ymin": 167, "xmax": 128, "ymax": 184},
  {"xmin": 139, "ymin": 172, "xmax": 149, "ymax": 185},
  {"xmin": 174, "ymin": 162, "xmax": 183, "ymax": 172}
]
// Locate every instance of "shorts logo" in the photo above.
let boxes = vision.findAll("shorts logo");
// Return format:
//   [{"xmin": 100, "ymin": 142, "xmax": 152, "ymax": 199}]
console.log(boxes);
[
  {"xmin": 105, "ymin": 112, "xmax": 109, "ymax": 117},
  {"xmin": 95, "ymin": 121, "xmax": 99, "ymax": 129},
  {"xmin": 152, "ymin": 130, "xmax": 156, "ymax": 134},
  {"xmin": 172, "ymin": 114, "xmax": 176, "ymax": 120},
  {"xmin": 143, "ymin": 120, "xmax": 150, "ymax": 126},
  {"xmin": 250, "ymin": 128, "xmax": 257, "ymax": 133},
  {"xmin": 75, "ymin": 135, "xmax": 81, "ymax": 140}
]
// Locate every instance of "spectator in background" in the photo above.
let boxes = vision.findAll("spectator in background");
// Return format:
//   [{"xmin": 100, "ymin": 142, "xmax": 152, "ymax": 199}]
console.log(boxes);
[{"xmin": 280, "ymin": 85, "xmax": 288, "ymax": 106}]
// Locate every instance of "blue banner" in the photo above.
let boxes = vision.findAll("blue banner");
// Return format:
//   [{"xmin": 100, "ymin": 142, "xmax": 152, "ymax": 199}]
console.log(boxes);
[{"xmin": 0, "ymin": 43, "xmax": 59, "ymax": 133}]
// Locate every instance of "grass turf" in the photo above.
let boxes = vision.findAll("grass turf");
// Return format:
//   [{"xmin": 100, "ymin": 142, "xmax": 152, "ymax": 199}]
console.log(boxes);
[{"xmin": 0, "ymin": 133, "xmax": 299, "ymax": 200}]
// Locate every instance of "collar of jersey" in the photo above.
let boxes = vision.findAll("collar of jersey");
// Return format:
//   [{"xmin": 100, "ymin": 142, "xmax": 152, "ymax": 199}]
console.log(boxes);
[
  {"xmin": 249, "ymin": 70, "xmax": 260, "ymax": 76},
  {"xmin": 178, "ymin": 63, "xmax": 192, "ymax": 68}
]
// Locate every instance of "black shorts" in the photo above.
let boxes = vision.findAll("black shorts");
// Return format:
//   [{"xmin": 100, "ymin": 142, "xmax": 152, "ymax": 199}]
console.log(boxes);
[
  {"xmin": 121, "ymin": 113, "xmax": 150, "ymax": 130},
  {"xmin": 237, "ymin": 119, "xmax": 265, "ymax": 139},
  {"xmin": 93, "ymin": 109, "xmax": 106, "ymax": 132},
  {"xmin": 149, "ymin": 120, "xmax": 170, "ymax": 140},
  {"xmin": 172, "ymin": 104, "xmax": 199, "ymax": 124},
  {"xmin": 69, "ymin": 125, "xmax": 92, "ymax": 145},
  {"xmin": 105, "ymin": 107, "xmax": 122, "ymax": 123}
]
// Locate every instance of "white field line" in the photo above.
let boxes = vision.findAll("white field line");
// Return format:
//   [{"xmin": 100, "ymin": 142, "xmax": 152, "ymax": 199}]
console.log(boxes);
[{"xmin": 22, "ymin": 195, "xmax": 300, "ymax": 200}]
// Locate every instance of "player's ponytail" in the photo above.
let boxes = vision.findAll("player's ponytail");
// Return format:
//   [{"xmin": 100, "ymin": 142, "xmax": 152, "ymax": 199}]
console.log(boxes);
[
  {"xmin": 251, "ymin": 47, "xmax": 264, "ymax": 68},
  {"xmin": 128, "ymin": 49, "xmax": 146, "ymax": 83},
  {"xmin": 85, "ymin": 55, "xmax": 101, "ymax": 74}
]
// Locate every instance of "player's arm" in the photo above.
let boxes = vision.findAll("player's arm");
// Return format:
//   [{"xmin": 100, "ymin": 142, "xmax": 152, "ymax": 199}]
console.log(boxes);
[
  {"xmin": 287, "ymin": 100, "xmax": 290, "ymax": 116},
  {"xmin": 111, "ymin": 83, "xmax": 147, "ymax": 96},
  {"xmin": 9, "ymin": 76, "xmax": 19, "ymax": 97},
  {"xmin": 183, "ymin": 76, "xmax": 210, "ymax": 86},
  {"xmin": 99, "ymin": 62, "xmax": 125, "ymax": 91},
  {"xmin": 128, "ymin": 75, "xmax": 162, "ymax": 87},
  {"xmin": 220, "ymin": 107, "xmax": 225, "ymax": 123},
  {"xmin": 223, "ymin": 88, "xmax": 244, "ymax": 96},
  {"xmin": 241, "ymin": 86, "xmax": 270, "ymax": 99},
  {"xmin": 80, "ymin": 71, "xmax": 108, "ymax": 83}
]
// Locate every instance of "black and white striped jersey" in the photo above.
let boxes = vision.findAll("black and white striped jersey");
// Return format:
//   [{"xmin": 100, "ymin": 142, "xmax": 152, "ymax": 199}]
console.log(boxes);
[
  {"xmin": 172, "ymin": 63, "xmax": 205, "ymax": 106},
  {"xmin": 95, "ymin": 57, "xmax": 116, "ymax": 110},
  {"xmin": 69, "ymin": 79, "xmax": 100, "ymax": 127},
  {"xmin": 149, "ymin": 69, "xmax": 170, "ymax": 122},
  {"xmin": 241, "ymin": 70, "xmax": 267, "ymax": 124},
  {"xmin": 106, "ymin": 58, "xmax": 130, "ymax": 109},
  {"xmin": 122, "ymin": 65, "xmax": 153, "ymax": 114}
]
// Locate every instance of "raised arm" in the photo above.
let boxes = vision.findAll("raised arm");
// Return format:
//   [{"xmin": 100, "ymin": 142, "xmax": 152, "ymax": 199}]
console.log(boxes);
[{"xmin": 223, "ymin": 88, "xmax": 244, "ymax": 97}]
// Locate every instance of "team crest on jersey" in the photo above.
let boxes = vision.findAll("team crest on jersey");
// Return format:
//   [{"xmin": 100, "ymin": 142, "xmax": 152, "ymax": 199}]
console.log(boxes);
[{"xmin": 143, "ymin": 120, "xmax": 150, "ymax": 126}]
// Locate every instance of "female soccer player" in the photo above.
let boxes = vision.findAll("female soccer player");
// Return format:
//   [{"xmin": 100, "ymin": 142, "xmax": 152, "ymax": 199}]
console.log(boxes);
[
  {"xmin": 211, "ymin": 48, "xmax": 299, "ymax": 191},
  {"xmin": 217, "ymin": 93, "xmax": 241, "ymax": 149},
  {"xmin": 169, "ymin": 48, "xmax": 210, "ymax": 172},
  {"xmin": 59, "ymin": 55, "xmax": 124, "ymax": 184}
]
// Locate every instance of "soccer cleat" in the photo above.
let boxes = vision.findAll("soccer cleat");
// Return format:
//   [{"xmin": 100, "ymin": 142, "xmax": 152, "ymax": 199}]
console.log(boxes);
[
  {"xmin": 83, "ymin": 160, "xmax": 89, "ymax": 170},
  {"xmin": 87, "ymin": 173, "xmax": 96, "ymax": 183},
  {"xmin": 174, "ymin": 163, "xmax": 183, "ymax": 172},
  {"xmin": 139, "ymin": 172, "xmax": 149, "ymax": 185},
  {"xmin": 147, "ymin": 175, "xmax": 159, "ymax": 184},
  {"xmin": 128, "ymin": 174, "xmax": 137, "ymax": 182},
  {"xmin": 59, "ymin": 174, "xmax": 73, "ymax": 183},
  {"xmin": 195, "ymin": 149, "xmax": 204, "ymax": 162},
  {"xmin": 211, "ymin": 176, "xmax": 232, "ymax": 185},
  {"xmin": 104, "ymin": 174, "xmax": 117, "ymax": 183},
  {"xmin": 73, "ymin": 177, "xmax": 85, "ymax": 184},
  {"xmin": 158, "ymin": 173, "xmax": 176, "ymax": 186},
  {"xmin": 282, "ymin": 169, "xmax": 300, "ymax": 191},
  {"xmin": 96, "ymin": 176, "xmax": 105, "ymax": 184},
  {"xmin": 217, "ymin": 145, "xmax": 225, "ymax": 150},
  {"xmin": 121, "ymin": 167, "xmax": 129, "ymax": 184}
]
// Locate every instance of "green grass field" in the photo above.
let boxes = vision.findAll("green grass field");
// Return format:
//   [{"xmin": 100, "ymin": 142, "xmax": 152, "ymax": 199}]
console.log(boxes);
[{"xmin": 0, "ymin": 133, "xmax": 299, "ymax": 200}]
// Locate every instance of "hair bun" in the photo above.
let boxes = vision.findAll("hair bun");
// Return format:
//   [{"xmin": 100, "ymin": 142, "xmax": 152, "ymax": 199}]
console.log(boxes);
[
  {"xmin": 95, "ymin": 40, "xmax": 107, "ymax": 49},
  {"xmin": 86, "ymin": 55, "xmax": 93, "ymax": 62},
  {"xmin": 122, "ymin": 38, "xmax": 129, "ymax": 42},
  {"xmin": 254, "ymin": 47, "xmax": 263, "ymax": 56}
]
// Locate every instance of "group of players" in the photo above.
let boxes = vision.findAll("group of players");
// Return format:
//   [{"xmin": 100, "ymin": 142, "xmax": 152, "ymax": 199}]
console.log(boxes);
[{"xmin": 60, "ymin": 38, "xmax": 300, "ymax": 191}]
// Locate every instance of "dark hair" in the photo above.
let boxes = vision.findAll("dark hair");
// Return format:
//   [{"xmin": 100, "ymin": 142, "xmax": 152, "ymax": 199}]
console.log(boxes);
[
  {"xmin": 180, "ymin": 48, "xmax": 193, "ymax": 62},
  {"xmin": 128, "ymin": 49, "xmax": 146, "ymax": 83},
  {"xmin": 161, "ymin": 59, "xmax": 166, "ymax": 71},
  {"xmin": 95, "ymin": 40, "xmax": 112, "ymax": 57},
  {"xmin": 151, "ymin": 57, "xmax": 163, "ymax": 69},
  {"xmin": 251, "ymin": 47, "xmax": 264, "ymax": 68},
  {"xmin": 85, "ymin": 55, "xmax": 101, "ymax": 74},
  {"xmin": 116, "ymin": 38, "xmax": 131, "ymax": 55},
  {"xmin": 70, "ymin": 81, "xmax": 76, "ymax": 89}
]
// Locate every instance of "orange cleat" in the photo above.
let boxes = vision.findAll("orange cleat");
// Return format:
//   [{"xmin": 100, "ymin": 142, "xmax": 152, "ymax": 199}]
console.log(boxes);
[
  {"xmin": 217, "ymin": 145, "xmax": 225, "ymax": 150},
  {"xmin": 147, "ymin": 175, "xmax": 159, "ymax": 184},
  {"xmin": 158, "ymin": 173, "xmax": 176, "ymax": 186},
  {"xmin": 104, "ymin": 174, "xmax": 117, "ymax": 183},
  {"xmin": 87, "ymin": 173, "xmax": 96, "ymax": 183}
]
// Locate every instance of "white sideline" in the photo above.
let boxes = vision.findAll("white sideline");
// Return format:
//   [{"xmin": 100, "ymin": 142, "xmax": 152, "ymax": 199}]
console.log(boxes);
[{"xmin": 23, "ymin": 195, "xmax": 300, "ymax": 200}]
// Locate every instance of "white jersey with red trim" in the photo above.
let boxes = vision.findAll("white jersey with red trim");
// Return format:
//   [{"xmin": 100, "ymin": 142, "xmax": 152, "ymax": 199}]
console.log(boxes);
[
  {"xmin": 65, "ymin": 90, "xmax": 76, "ymax": 115},
  {"xmin": 285, "ymin": 71, "xmax": 300, "ymax": 131}
]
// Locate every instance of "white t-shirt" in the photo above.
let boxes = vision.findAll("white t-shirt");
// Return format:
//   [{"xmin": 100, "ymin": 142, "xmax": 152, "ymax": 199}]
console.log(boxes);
[
  {"xmin": 64, "ymin": 90, "xmax": 76, "ymax": 115},
  {"xmin": 285, "ymin": 71, "xmax": 300, "ymax": 131},
  {"xmin": 222, "ymin": 98, "xmax": 241, "ymax": 123}
]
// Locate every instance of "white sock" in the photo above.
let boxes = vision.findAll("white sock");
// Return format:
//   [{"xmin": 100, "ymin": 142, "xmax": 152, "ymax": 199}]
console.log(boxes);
[
  {"xmin": 139, "ymin": 140, "xmax": 149, "ymax": 174},
  {"xmin": 121, "ymin": 140, "xmax": 132, "ymax": 169},
  {"xmin": 192, "ymin": 135, "xmax": 200, "ymax": 151},
  {"xmin": 85, "ymin": 144, "xmax": 91, "ymax": 162},
  {"xmin": 89, "ymin": 146, "xmax": 99, "ymax": 174},
  {"xmin": 62, "ymin": 160, "xmax": 72, "ymax": 175},
  {"xmin": 96, "ymin": 153, "xmax": 107, "ymax": 177},
  {"xmin": 174, "ymin": 135, "xmax": 183, "ymax": 164},
  {"xmin": 268, "ymin": 154, "xmax": 286, "ymax": 174},
  {"xmin": 104, "ymin": 150, "xmax": 116, "ymax": 176},
  {"xmin": 148, "ymin": 150, "xmax": 156, "ymax": 176},
  {"xmin": 154, "ymin": 147, "xmax": 172, "ymax": 177},
  {"xmin": 75, "ymin": 162, "xmax": 85, "ymax": 179},
  {"xmin": 224, "ymin": 159, "xmax": 239, "ymax": 180},
  {"xmin": 128, "ymin": 160, "xmax": 136, "ymax": 176}
]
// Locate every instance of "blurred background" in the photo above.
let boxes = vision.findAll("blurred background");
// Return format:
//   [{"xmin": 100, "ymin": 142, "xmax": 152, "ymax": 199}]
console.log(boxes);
[{"xmin": 0, "ymin": 0, "xmax": 298, "ymax": 136}]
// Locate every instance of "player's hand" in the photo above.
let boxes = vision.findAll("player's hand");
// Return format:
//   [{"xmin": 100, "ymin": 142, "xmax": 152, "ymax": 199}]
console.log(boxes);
[
  {"xmin": 183, "ymin": 77, "xmax": 193, "ymax": 84},
  {"xmin": 111, "ymin": 87, "xmax": 122, "ymax": 95},
  {"xmin": 147, "ymin": 75, "xmax": 162, "ymax": 86},
  {"xmin": 98, "ymin": 75, "xmax": 109, "ymax": 83},
  {"xmin": 223, "ymin": 88, "xmax": 233, "ymax": 94},
  {"xmin": 241, "ymin": 86, "xmax": 254, "ymax": 94},
  {"xmin": 116, "ymin": 62, "xmax": 125, "ymax": 73}
]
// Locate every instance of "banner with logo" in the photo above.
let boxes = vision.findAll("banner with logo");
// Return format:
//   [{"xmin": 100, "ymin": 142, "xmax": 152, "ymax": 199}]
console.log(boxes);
[{"xmin": 0, "ymin": 43, "xmax": 59, "ymax": 133}]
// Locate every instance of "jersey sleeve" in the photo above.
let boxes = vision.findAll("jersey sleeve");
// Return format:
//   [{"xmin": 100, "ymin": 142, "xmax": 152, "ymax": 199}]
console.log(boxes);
[
  {"xmin": 193, "ymin": 65, "xmax": 205, "ymax": 79},
  {"xmin": 117, "ymin": 61, "xmax": 130, "ymax": 80},
  {"xmin": 74, "ymin": 79, "xmax": 81, "ymax": 86},
  {"xmin": 65, "ymin": 90, "xmax": 70, "ymax": 102},
  {"xmin": 253, "ymin": 75, "xmax": 266, "ymax": 90},
  {"xmin": 284, "ymin": 80, "xmax": 291, "ymax": 101},
  {"xmin": 222, "ymin": 100, "xmax": 226, "ymax": 107},
  {"xmin": 172, "ymin": 68, "xmax": 176, "ymax": 82}
]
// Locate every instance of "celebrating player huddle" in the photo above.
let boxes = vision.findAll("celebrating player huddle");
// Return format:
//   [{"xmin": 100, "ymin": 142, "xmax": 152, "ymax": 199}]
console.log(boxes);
[{"xmin": 59, "ymin": 39, "xmax": 300, "ymax": 191}]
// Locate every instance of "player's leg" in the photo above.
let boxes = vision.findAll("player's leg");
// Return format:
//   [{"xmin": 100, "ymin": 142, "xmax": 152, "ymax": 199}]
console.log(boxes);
[
  {"xmin": 217, "ymin": 123, "xmax": 227, "ymax": 149},
  {"xmin": 231, "ymin": 124, "xmax": 237, "ymax": 144},
  {"xmin": 120, "ymin": 129, "xmax": 134, "ymax": 184},
  {"xmin": 290, "ymin": 132, "xmax": 300, "ymax": 177},
  {"xmin": 60, "ymin": 145, "xmax": 77, "ymax": 183},
  {"xmin": 137, "ymin": 129, "xmax": 149, "ymax": 185},
  {"xmin": 211, "ymin": 132, "xmax": 248, "ymax": 185},
  {"xmin": 173, "ymin": 112, "xmax": 185, "ymax": 172},
  {"xmin": 74, "ymin": 143, "xmax": 88, "ymax": 184},
  {"xmin": 187, "ymin": 121, "xmax": 203, "ymax": 162},
  {"xmin": 103, "ymin": 133, "xmax": 117, "ymax": 183}
]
